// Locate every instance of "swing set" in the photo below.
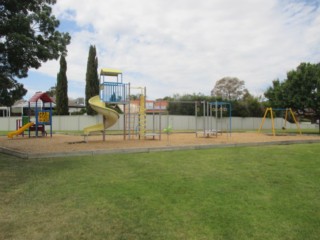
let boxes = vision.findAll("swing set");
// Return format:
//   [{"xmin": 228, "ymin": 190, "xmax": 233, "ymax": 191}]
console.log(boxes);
[{"xmin": 258, "ymin": 107, "xmax": 301, "ymax": 136}]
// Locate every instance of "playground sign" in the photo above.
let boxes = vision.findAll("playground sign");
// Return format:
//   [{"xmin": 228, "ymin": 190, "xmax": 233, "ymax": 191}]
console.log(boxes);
[{"xmin": 38, "ymin": 111, "xmax": 51, "ymax": 124}]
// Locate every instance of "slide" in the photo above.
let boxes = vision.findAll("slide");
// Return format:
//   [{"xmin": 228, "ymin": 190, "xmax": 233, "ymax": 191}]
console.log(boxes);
[
  {"xmin": 7, "ymin": 122, "xmax": 34, "ymax": 139},
  {"xmin": 83, "ymin": 95, "xmax": 120, "ymax": 135}
]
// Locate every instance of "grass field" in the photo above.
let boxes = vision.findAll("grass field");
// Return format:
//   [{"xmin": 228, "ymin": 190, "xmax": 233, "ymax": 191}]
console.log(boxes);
[{"xmin": 1, "ymin": 144, "xmax": 320, "ymax": 239}]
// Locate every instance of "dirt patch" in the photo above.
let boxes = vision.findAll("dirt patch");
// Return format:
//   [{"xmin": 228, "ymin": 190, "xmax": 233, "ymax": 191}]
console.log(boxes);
[{"xmin": 1, "ymin": 132, "xmax": 320, "ymax": 157}]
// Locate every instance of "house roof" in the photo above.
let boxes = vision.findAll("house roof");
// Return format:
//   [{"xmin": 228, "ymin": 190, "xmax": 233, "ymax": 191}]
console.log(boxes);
[{"xmin": 29, "ymin": 92, "xmax": 54, "ymax": 103}]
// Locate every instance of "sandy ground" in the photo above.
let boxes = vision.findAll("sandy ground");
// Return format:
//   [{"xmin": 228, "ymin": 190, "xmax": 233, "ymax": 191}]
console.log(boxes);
[{"xmin": 1, "ymin": 132, "xmax": 320, "ymax": 157}]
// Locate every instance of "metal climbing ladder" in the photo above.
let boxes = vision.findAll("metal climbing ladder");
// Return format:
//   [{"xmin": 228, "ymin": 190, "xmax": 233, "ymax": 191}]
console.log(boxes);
[{"xmin": 125, "ymin": 107, "xmax": 137, "ymax": 139}]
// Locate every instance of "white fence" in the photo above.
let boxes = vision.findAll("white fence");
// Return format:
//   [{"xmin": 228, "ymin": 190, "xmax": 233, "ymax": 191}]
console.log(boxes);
[{"xmin": 0, "ymin": 115, "xmax": 317, "ymax": 132}]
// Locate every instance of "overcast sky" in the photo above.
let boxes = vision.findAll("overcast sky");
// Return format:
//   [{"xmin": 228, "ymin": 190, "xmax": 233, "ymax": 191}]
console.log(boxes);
[{"xmin": 24, "ymin": 0, "xmax": 320, "ymax": 100}]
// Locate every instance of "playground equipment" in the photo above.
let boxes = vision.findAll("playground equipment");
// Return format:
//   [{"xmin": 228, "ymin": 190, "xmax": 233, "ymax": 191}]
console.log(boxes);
[
  {"xmin": 84, "ymin": 68, "xmax": 128, "ymax": 141},
  {"xmin": 126, "ymin": 86, "xmax": 147, "ymax": 139},
  {"xmin": 83, "ymin": 95, "xmax": 120, "ymax": 141},
  {"xmin": 129, "ymin": 87, "xmax": 162, "ymax": 140},
  {"xmin": 258, "ymin": 107, "xmax": 302, "ymax": 136},
  {"xmin": 196, "ymin": 101, "xmax": 232, "ymax": 137},
  {"xmin": 7, "ymin": 122, "xmax": 34, "ymax": 138},
  {"xmin": 7, "ymin": 92, "xmax": 53, "ymax": 138},
  {"xmin": 84, "ymin": 68, "xmax": 157, "ymax": 141}
]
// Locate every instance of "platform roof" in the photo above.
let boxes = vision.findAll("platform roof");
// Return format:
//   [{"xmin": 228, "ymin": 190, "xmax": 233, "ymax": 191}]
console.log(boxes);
[
  {"xmin": 100, "ymin": 68, "xmax": 122, "ymax": 76},
  {"xmin": 29, "ymin": 92, "xmax": 54, "ymax": 103}
]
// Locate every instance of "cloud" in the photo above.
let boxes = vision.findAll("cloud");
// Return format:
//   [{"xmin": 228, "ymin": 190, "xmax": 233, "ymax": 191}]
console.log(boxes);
[{"xmin": 30, "ymin": 0, "xmax": 320, "ymax": 99}]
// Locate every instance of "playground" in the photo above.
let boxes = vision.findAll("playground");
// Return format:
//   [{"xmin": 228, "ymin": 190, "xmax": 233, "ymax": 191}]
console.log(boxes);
[
  {"xmin": 1, "ymin": 132, "xmax": 320, "ymax": 158},
  {"xmin": 2, "ymin": 68, "xmax": 320, "ymax": 158},
  {"xmin": 1, "ymin": 73, "xmax": 320, "ymax": 239}
]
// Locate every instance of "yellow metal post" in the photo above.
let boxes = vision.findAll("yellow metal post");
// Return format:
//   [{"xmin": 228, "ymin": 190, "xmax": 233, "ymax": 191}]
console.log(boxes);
[
  {"xmin": 289, "ymin": 108, "xmax": 302, "ymax": 135},
  {"xmin": 258, "ymin": 108, "xmax": 267, "ymax": 133},
  {"xmin": 258, "ymin": 108, "xmax": 270, "ymax": 133},
  {"xmin": 270, "ymin": 108, "xmax": 275, "ymax": 136},
  {"xmin": 258, "ymin": 107, "xmax": 275, "ymax": 136}
]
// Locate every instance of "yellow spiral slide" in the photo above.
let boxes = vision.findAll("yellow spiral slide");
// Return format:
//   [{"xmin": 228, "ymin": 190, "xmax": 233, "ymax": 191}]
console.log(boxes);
[{"xmin": 83, "ymin": 96, "xmax": 120, "ymax": 135}]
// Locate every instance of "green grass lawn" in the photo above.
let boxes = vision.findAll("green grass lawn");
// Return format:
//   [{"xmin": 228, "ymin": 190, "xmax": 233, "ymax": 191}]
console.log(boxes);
[{"xmin": 1, "ymin": 144, "xmax": 320, "ymax": 240}]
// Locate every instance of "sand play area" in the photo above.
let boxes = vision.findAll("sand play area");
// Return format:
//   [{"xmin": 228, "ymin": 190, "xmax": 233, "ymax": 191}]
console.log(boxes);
[{"xmin": 1, "ymin": 132, "xmax": 320, "ymax": 158}]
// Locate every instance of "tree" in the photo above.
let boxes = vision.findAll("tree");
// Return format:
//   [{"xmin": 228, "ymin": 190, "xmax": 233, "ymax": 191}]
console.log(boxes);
[
  {"xmin": 0, "ymin": 0, "xmax": 71, "ymax": 79},
  {"xmin": 85, "ymin": 45, "xmax": 99, "ymax": 115},
  {"xmin": 231, "ymin": 93, "xmax": 264, "ymax": 117},
  {"xmin": 46, "ymin": 86, "xmax": 56, "ymax": 97},
  {"xmin": 264, "ymin": 79, "xmax": 288, "ymax": 109},
  {"xmin": 211, "ymin": 77, "xmax": 248, "ymax": 100},
  {"xmin": 166, "ymin": 93, "xmax": 217, "ymax": 116},
  {"xmin": 264, "ymin": 62, "xmax": 320, "ymax": 132},
  {"xmin": 0, "ymin": 0, "xmax": 70, "ymax": 106},
  {"xmin": 286, "ymin": 63, "xmax": 320, "ymax": 118},
  {"xmin": 0, "ymin": 76, "xmax": 27, "ymax": 106},
  {"xmin": 55, "ymin": 55, "xmax": 68, "ymax": 115}
]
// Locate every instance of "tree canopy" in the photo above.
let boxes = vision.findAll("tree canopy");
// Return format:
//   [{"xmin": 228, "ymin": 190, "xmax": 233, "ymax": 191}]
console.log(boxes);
[
  {"xmin": 165, "ymin": 92, "xmax": 264, "ymax": 117},
  {"xmin": 85, "ymin": 45, "xmax": 99, "ymax": 115},
  {"xmin": 55, "ymin": 55, "xmax": 68, "ymax": 115},
  {"xmin": 0, "ymin": 0, "xmax": 71, "ymax": 106},
  {"xmin": 211, "ymin": 77, "xmax": 248, "ymax": 100},
  {"xmin": 166, "ymin": 93, "xmax": 213, "ymax": 116},
  {"xmin": 0, "ymin": 77, "xmax": 27, "ymax": 106},
  {"xmin": 264, "ymin": 62, "xmax": 320, "ymax": 129}
]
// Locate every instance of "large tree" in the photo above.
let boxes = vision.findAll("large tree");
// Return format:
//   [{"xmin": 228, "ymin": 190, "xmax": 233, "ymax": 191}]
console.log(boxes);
[
  {"xmin": 46, "ymin": 86, "xmax": 56, "ymax": 97},
  {"xmin": 85, "ymin": 45, "xmax": 99, "ymax": 115},
  {"xmin": 232, "ymin": 93, "xmax": 264, "ymax": 117},
  {"xmin": 264, "ymin": 62, "xmax": 320, "ymax": 132},
  {"xmin": 264, "ymin": 79, "xmax": 287, "ymax": 109},
  {"xmin": 0, "ymin": 76, "xmax": 27, "ymax": 106},
  {"xmin": 0, "ymin": 0, "xmax": 71, "ymax": 106},
  {"xmin": 55, "ymin": 55, "xmax": 68, "ymax": 115},
  {"xmin": 211, "ymin": 77, "xmax": 248, "ymax": 100}
]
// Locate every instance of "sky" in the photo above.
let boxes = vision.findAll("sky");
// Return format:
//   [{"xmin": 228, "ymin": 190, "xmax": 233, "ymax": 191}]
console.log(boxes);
[{"xmin": 23, "ymin": 0, "xmax": 320, "ymax": 100}]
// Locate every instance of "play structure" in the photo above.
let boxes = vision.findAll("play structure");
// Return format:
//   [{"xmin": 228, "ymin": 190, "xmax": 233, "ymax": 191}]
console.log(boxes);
[
  {"xmin": 84, "ymin": 68, "xmax": 128, "ymax": 141},
  {"xmin": 84, "ymin": 68, "xmax": 162, "ymax": 141},
  {"xmin": 83, "ymin": 95, "xmax": 120, "ymax": 140},
  {"xmin": 196, "ymin": 101, "xmax": 232, "ymax": 137},
  {"xmin": 258, "ymin": 107, "xmax": 302, "ymax": 136},
  {"xmin": 7, "ymin": 92, "xmax": 53, "ymax": 138}
]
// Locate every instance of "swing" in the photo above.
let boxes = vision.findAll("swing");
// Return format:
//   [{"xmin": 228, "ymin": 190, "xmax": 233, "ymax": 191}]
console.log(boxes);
[
  {"xmin": 281, "ymin": 109, "xmax": 287, "ymax": 130},
  {"xmin": 258, "ymin": 107, "xmax": 301, "ymax": 136}
]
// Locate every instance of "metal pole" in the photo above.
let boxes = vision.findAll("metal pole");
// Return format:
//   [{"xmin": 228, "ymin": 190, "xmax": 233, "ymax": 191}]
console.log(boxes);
[
  {"xmin": 159, "ymin": 112, "xmax": 162, "ymax": 140},
  {"xmin": 258, "ymin": 108, "xmax": 269, "ymax": 133},
  {"xmin": 124, "ymin": 103, "xmax": 127, "ymax": 140},
  {"xmin": 103, "ymin": 115, "xmax": 106, "ymax": 142},
  {"xmin": 125, "ymin": 82, "xmax": 131, "ymax": 140},
  {"xmin": 50, "ymin": 102, "xmax": 52, "ymax": 137},
  {"xmin": 270, "ymin": 108, "xmax": 276, "ymax": 136},
  {"xmin": 195, "ymin": 101, "xmax": 197, "ymax": 137},
  {"xmin": 207, "ymin": 102, "xmax": 210, "ymax": 133},
  {"xmin": 209, "ymin": 103, "xmax": 212, "ymax": 133},
  {"xmin": 220, "ymin": 103, "xmax": 223, "ymax": 135},
  {"xmin": 203, "ymin": 101, "xmax": 205, "ymax": 136},
  {"xmin": 229, "ymin": 103, "xmax": 232, "ymax": 136},
  {"xmin": 35, "ymin": 101, "xmax": 38, "ymax": 137},
  {"xmin": 289, "ymin": 108, "xmax": 302, "ymax": 135},
  {"xmin": 153, "ymin": 111, "xmax": 155, "ymax": 134},
  {"xmin": 215, "ymin": 101, "xmax": 218, "ymax": 136}
]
